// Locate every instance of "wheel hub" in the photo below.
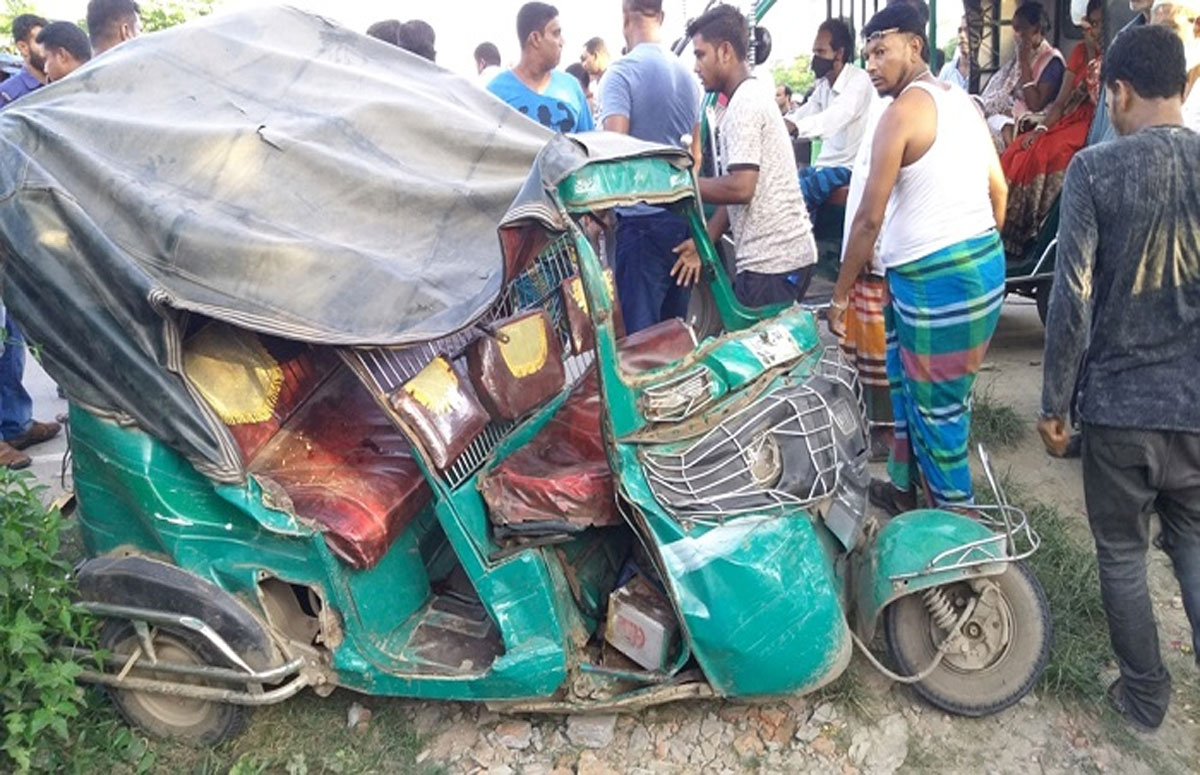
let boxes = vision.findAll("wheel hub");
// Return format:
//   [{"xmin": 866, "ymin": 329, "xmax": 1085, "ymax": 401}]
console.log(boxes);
[{"xmin": 938, "ymin": 582, "xmax": 1013, "ymax": 672}]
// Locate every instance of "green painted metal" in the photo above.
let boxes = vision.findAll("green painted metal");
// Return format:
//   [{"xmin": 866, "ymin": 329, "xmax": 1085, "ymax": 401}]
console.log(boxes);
[
  {"xmin": 613, "ymin": 442, "xmax": 851, "ymax": 697},
  {"xmin": 683, "ymin": 203, "xmax": 787, "ymax": 334},
  {"xmin": 556, "ymin": 158, "xmax": 693, "ymax": 212},
  {"xmin": 853, "ymin": 509, "xmax": 1008, "ymax": 640},
  {"xmin": 70, "ymin": 403, "xmax": 577, "ymax": 701}
]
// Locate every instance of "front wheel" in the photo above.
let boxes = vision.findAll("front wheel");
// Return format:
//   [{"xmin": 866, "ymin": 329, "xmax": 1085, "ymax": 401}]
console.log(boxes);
[
  {"xmin": 100, "ymin": 621, "xmax": 249, "ymax": 744},
  {"xmin": 883, "ymin": 561, "xmax": 1051, "ymax": 717}
]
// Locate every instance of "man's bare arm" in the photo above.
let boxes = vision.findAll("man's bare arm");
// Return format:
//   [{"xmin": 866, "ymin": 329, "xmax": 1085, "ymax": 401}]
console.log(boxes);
[
  {"xmin": 831, "ymin": 99, "xmax": 913, "ymax": 303},
  {"xmin": 697, "ymin": 168, "xmax": 759, "ymax": 206},
  {"xmin": 603, "ymin": 115, "xmax": 631, "ymax": 134}
]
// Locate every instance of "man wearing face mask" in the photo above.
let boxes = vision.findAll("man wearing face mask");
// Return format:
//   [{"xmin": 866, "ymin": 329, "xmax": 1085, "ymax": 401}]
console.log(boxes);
[{"xmin": 784, "ymin": 18, "xmax": 875, "ymax": 214}]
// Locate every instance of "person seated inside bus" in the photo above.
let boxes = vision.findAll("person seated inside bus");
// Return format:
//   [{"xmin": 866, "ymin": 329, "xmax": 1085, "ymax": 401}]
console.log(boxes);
[
  {"xmin": 938, "ymin": 15, "xmax": 972, "ymax": 90},
  {"xmin": 783, "ymin": 18, "xmax": 873, "ymax": 214},
  {"xmin": 1000, "ymin": 0, "xmax": 1104, "ymax": 257},
  {"xmin": 978, "ymin": 2, "xmax": 1065, "ymax": 150}
]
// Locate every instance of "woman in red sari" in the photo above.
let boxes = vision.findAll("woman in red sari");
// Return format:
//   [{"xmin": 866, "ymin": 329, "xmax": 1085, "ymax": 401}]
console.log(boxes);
[{"xmin": 1001, "ymin": 0, "xmax": 1104, "ymax": 257}]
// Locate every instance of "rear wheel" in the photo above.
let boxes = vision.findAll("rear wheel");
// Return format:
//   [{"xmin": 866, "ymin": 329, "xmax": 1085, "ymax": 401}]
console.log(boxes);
[
  {"xmin": 883, "ymin": 561, "xmax": 1051, "ymax": 717},
  {"xmin": 100, "ymin": 621, "xmax": 248, "ymax": 744}
]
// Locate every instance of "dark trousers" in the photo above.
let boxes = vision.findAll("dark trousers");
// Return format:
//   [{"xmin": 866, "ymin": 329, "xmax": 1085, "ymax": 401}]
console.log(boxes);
[
  {"xmin": 613, "ymin": 211, "xmax": 692, "ymax": 335},
  {"xmin": 733, "ymin": 266, "xmax": 814, "ymax": 309},
  {"xmin": 1082, "ymin": 424, "xmax": 1200, "ymax": 728}
]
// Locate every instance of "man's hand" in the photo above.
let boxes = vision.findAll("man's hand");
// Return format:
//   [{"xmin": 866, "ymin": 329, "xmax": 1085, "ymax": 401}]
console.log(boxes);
[
  {"xmin": 1020, "ymin": 129, "xmax": 1042, "ymax": 150},
  {"xmin": 1037, "ymin": 415, "xmax": 1071, "ymax": 457},
  {"xmin": 670, "ymin": 239, "xmax": 702, "ymax": 287},
  {"xmin": 826, "ymin": 297, "xmax": 849, "ymax": 339}
]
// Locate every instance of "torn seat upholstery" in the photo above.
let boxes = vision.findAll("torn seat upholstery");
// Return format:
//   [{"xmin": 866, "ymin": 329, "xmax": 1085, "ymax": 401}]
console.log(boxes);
[
  {"xmin": 185, "ymin": 324, "xmax": 432, "ymax": 569},
  {"xmin": 479, "ymin": 319, "xmax": 697, "ymax": 529}
]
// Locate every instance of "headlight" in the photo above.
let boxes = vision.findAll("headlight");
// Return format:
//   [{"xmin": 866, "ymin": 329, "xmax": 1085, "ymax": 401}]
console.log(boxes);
[{"xmin": 639, "ymin": 366, "xmax": 720, "ymax": 423}]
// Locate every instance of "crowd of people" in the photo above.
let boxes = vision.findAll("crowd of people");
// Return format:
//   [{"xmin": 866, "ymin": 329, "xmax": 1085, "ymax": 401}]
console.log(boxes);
[
  {"xmin": 0, "ymin": 0, "xmax": 1196, "ymax": 738},
  {"xmin": 0, "ymin": 0, "xmax": 144, "ymax": 470}
]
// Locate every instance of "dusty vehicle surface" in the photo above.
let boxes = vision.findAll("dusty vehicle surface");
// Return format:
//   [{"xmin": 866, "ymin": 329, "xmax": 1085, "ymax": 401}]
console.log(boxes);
[{"xmin": 0, "ymin": 8, "xmax": 1050, "ymax": 744}]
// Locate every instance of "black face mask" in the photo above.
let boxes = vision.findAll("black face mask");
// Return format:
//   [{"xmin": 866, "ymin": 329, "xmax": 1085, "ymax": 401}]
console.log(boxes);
[{"xmin": 811, "ymin": 55, "xmax": 835, "ymax": 78}]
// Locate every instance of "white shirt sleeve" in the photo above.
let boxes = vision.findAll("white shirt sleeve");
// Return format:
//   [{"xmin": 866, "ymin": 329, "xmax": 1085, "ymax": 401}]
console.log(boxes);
[{"xmin": 791, "ymin": 70, "xmax": 871, "ymax": 141}]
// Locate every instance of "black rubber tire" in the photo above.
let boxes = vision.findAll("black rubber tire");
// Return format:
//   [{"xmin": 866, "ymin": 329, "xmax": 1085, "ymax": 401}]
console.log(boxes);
[
  {"xmin": 883, "ymin": 561, "xmax": 1052, "ymax": 717},
  {"xmin": 686, "ymin": 280, "xmax": 724, "ymax": 342},
  {"xmin": 1035, "ymin": 280, "xmax": 1052, "ymax": 326},
  {"xmin": 100, "ymin": 621, "xmax": 249, "ymax": 744}
]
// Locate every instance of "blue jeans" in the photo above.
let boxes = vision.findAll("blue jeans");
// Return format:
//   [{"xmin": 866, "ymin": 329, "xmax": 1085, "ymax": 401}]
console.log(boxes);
[
  {"xmin": 0, "ymin": 315, "xmax": 32, "ymax": 441},
  {"xmin": 799, "ymin": 165, "xmax": 852, "ymax": 214},
  {"xmin": 614, "ymin": 211, "xmax": 692, "ymax": 335}
]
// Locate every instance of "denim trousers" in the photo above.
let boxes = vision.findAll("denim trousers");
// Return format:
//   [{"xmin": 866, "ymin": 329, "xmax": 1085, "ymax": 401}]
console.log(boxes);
[
  {"xmin": 1082, "ymin": 424, "xmax": 1200, "ymax": 728},
  {"xmin": 613, "ymin": 211, "xmax": 692, "ymax": 335},
  {"xmin": 0, "ymin": 314, "xmax": 32, "ymax": 441}
]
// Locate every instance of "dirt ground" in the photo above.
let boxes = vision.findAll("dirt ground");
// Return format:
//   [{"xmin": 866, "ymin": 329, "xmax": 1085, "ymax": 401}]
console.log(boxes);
[{"xmin": 32, "ymin": 300, "xmax": 1200, "ymax": 774}]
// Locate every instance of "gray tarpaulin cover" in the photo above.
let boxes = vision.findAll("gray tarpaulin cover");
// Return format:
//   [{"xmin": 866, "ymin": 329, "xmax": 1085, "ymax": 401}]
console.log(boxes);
[{"xmin": 0, "ymin": 6, "xmax": 557, "ymax": 480}]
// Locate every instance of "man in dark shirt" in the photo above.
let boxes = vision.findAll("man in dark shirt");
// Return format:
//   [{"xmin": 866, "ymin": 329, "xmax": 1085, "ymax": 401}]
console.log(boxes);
[
  {"xmin": 1039, "ymin": 25, "xmax": 1200, "ymax": 732},
  {"xmin": 0, "ymin": 14, "xmax": 47, "ymax": 107}
]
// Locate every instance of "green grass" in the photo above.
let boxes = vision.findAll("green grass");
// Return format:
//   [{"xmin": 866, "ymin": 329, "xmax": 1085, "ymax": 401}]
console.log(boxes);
[
  {"xmin": 975, "ymin": 473, "xmax": 1109, "ymax": 704},
  {"xmin": 970, "ymin": 388, "xmax": 1027, "ymax": 449},
  {"xmin": 811, "ymin": 662, "xmax": 873, "ymax": 721},
  {"xmin": 57, "ymin": 689, "xmax": 441, "ymax": 775}
]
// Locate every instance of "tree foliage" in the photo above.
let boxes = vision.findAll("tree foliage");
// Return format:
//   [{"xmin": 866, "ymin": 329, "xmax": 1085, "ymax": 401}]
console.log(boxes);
[
  {"xmin": 140, "ymin": 0, "xmax": 217, "ymax": 33},
  {"xmin": 0, "ymin": 0, "xmax": 37, "ymax": 53},
  {"xmin": 769, "ymin": 54, "xmax": 816, "ymax": 99}
]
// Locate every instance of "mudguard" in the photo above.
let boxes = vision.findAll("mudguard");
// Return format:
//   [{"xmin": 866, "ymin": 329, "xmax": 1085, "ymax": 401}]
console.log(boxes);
[
  {"xmin": 853, "ymin": 510, "xmax": 1008, "ymax": 641},
  {"xmin": 76, "ymin": 555, "xmax": 280, "ymax": 672}
]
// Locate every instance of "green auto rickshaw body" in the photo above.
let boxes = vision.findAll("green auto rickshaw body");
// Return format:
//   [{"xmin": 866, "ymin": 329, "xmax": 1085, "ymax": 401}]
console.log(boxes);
[
  {"xmin": 62, "ymin": 135, "xmax": 1006, "ymax": 707},
  {"xmin": 0, "ymin": 8, "xmax": 1017, "ymax": 714}
]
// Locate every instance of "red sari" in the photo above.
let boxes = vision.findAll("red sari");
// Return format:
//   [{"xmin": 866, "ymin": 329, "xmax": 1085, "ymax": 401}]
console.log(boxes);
[{"xmin": 1001, "ymin": 44, "xmax": 1101, "ymax": 257}]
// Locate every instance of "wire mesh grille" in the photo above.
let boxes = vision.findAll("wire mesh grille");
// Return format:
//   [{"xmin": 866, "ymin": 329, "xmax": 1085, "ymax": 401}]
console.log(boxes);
[
  {"xmin": 344, "ymin": 234, "xmax": 593, "ymax": 488},
  {"xmin": 641, "ymin": 379, "xmax": 857, "ymax": 521}
]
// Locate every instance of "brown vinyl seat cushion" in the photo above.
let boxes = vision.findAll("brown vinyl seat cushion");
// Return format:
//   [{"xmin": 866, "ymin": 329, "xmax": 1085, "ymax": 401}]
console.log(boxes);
[{"xmin": 479, "ymin": 319, "xmax": 696, "ymax": 528}]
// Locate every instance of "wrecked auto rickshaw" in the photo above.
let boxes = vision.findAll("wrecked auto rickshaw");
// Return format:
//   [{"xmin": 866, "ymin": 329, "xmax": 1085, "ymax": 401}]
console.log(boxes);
[{"xmin": 0, "ymin": 9, "xmax": 1051, "ymax": 744}]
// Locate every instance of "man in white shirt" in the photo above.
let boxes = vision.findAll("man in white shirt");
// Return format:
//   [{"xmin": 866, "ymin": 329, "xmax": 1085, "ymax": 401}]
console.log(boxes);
[{"xmin": 785, "ymin": 18, "xmax": 874, "ymax": 213}]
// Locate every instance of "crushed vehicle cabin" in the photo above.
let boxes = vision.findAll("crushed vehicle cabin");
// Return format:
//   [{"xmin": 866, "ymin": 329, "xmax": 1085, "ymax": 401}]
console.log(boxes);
[{"xmin": 0, "ymin": 8, "xmax": 1050, "ymax": 744}]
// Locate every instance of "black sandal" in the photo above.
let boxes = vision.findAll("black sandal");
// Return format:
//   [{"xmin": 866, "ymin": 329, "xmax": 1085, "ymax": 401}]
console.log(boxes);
[{"xmin": 868, "ymin": 479, "xmax": 916, "ymax": 516}]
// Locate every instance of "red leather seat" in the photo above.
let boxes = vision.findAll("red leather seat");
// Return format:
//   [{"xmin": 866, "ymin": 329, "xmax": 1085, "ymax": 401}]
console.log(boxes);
[
  {"xmin": 217, "ymin": 340, "xmax": 431, "ymax": 570},
  {"xmin": 480, "ymin": 319, "xmax": 696, "ymax": 528}
]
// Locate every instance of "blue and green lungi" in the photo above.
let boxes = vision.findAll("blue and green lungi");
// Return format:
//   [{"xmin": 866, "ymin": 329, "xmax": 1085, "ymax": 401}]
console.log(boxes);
[{"xmin": 884, "ymin": 230, "xmax": 1006, "ymax": 504}]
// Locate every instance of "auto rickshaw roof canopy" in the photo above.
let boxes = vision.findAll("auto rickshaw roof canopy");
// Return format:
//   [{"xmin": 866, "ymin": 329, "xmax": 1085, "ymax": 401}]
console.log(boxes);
[{"xmin": 0, "ymin": 6, "xmax": 692, "ymax": 481}]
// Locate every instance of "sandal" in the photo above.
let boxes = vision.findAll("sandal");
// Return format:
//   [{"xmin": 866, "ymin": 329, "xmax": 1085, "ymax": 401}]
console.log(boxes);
[
  {"xmin": 7, "ymin": 419, "xmax": 61, "ymax": 450},
  {"xmin": 0, "ymin": 441, "xmax": 31, "ymax": 470},
  {"xmin": 868, "ymin": 479, "xmax": 916, "ymax": 516}
]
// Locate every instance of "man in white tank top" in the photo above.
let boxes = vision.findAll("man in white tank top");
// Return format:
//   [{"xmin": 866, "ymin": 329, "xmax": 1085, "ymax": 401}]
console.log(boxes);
[{"xmin": 828, "ymin": 5, "xmax": 1009, "ymax": 513}]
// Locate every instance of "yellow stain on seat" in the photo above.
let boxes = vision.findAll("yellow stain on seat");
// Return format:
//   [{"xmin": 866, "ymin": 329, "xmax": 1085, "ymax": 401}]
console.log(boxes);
[
  {"xmin": 497, "ymin": 315, "xmax": 550, "ymax": 377},
  {"xmin": 183, "ymin": 323, "xmax": 283, "ymax": 425},
  {"xmin": 403, "ymin": 357, "xmax": 459, "ymax": 414}
]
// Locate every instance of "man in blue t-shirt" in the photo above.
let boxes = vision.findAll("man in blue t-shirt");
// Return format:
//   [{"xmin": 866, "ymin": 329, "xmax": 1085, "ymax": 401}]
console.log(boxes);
[
  {"xmin": 488, "ymin": 2, "xmax": 594, "ymax": 133},
  {"xmin": 600, "ymin": 0, "xmax": 701, "ymax": 333}
]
